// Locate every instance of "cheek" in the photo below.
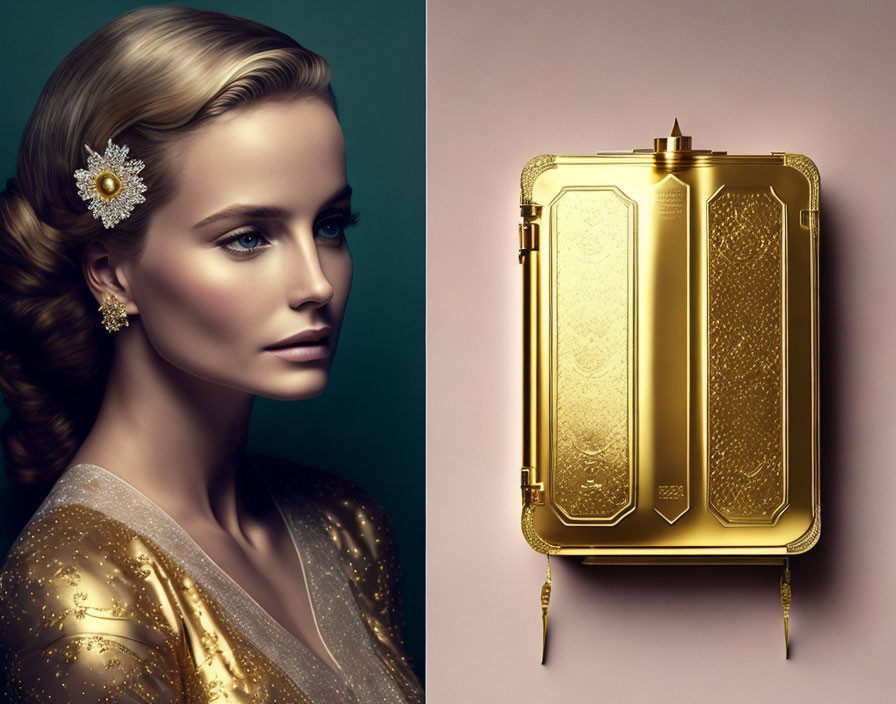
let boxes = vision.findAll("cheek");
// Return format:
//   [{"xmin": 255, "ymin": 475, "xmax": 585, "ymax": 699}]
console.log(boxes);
[{"xmin": 130, "ymin": 253, "xmax": 263, "ymax": 361}]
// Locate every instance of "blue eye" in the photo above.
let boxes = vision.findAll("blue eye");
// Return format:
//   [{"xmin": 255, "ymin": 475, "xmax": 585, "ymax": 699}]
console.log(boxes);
[
  {"xmin": 315, "ymin": 220, "xmax": 344, "ymax": 240},
  {"xmin": 219, "ymin": 229, "xmax": 270, "ymax": 256},
  {"xmin": 315, "ymin": 211, "xmax": 359, "ymax": 241},
  {"xmin": 234, "ymin": 233, "xmax": 261, "ymax": 248}
]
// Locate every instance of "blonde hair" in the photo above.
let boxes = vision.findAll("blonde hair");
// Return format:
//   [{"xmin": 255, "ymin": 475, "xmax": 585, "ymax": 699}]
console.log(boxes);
[{"xmin": 0, "ymin": 7, "xmax": 334, "ymax": 484}]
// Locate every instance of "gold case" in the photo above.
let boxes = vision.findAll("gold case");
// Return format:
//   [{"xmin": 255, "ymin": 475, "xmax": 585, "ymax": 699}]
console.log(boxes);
[{"xmin": 519, "ymin": 123, "xmax": 820, "ymax": 565}]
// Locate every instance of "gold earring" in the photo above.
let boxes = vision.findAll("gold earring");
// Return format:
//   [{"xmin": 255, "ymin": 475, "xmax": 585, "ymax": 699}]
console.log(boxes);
[{"xmin": 99, "ymin": 292, "xmax": 129, "ymax": 333}]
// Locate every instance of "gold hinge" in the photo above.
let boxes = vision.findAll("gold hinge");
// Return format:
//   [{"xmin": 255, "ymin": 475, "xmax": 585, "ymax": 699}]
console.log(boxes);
[
  {"xmin": 521, "ymin": 467, "xmax": 545, "ymax": 505},
  {"xmin": 518, "ymin": 204, "xmax": 542, "ymax": 263}
]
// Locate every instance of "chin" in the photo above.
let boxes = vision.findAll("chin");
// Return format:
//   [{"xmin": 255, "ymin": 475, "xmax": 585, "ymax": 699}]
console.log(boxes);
[{"xmin": 254, "ymin": 366, "xmax": 332, "ymax": 401}]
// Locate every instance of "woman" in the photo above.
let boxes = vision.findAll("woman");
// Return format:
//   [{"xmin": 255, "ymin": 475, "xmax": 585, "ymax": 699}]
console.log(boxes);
[{"xmin": 0, "ymin": 7, "xmax": 422, "ymax": 702}]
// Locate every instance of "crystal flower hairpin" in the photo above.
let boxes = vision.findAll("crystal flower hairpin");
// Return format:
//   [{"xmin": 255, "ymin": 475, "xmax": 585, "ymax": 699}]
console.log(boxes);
[{"xmin": 74, "ymin": 139, "xmax": 147, "ymax": 229}]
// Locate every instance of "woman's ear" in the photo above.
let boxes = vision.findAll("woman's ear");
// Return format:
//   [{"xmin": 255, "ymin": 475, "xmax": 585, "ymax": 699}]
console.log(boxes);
[{"xmin": 82, "ymin": 241, "xmax": 139, "ymax": 315}]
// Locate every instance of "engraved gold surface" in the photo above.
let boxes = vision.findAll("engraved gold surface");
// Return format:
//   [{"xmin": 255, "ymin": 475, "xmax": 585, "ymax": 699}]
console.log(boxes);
[
  {"xmin": 551, "ymin": 188, "xmax": 636, "ymax": 522},
  {"xmin": 707, "ymin": 187, "xmax": 787, "ymax": 525},
  {"xmin": 647, "ymin": 174, "xmax": 690, "ymax": 525},
  {"xmin": 521, "ymin": 155, "xmax": 557, "ymax": 203},
  {"xmin": 786, "ymin": 507, "xmax": 820, "ymax": 553},
  {"xmin": 521, "ymin": 504, "xmax": 561, "ymax": 555},
  {"xmin": 520, "ymin": 148, "xmax": 819, "ymax": 560},
  {"xmin": 783, "ymin": 154, "xmax": 819, "ymax": 210}
]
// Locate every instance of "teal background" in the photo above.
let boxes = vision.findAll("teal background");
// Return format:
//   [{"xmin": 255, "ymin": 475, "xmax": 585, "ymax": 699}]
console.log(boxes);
[{"xmin": 0, "ymin": 0, "xmax": 424, "ymax": 676}]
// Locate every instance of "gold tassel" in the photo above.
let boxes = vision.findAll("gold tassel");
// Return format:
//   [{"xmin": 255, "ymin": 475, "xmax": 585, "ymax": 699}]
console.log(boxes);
[
  {"xmin": 540, "ymin": 554, "xmax": 552, "ymax": 664},
  {"xmin": 780, "ymin": 557, "xmax": 792, "ymax": 659}
]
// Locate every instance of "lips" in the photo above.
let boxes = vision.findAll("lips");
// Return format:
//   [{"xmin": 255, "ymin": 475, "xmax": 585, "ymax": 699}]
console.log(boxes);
[
  {"xmin": 265, "ymin": 327, "xmax": 332, "ymax": 362},
  {"xmin": 266, "ymin": 327, "xmax": 332, "ymax": 350}
]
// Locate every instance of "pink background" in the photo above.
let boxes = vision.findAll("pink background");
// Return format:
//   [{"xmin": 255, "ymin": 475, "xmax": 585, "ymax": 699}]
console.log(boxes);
[{"xmin": 427, "ymin": 0, "xmax": 895, "ymax": 701}]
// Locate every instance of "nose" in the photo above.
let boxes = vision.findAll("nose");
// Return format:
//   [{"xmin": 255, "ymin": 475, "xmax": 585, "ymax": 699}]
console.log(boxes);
[{"xmin": 286, "ymin": 237, "xmax": 335, "ymax": 310}]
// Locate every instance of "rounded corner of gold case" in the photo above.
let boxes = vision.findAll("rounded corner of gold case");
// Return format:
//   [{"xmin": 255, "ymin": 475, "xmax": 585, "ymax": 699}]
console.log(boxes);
[
  {"xmin": 785, "ymin": 508, "xmax": 821, "ymax": 555},
  {"xmin": 521, "ymin": 504, "xmax": 561, "ymax": 555},
  {"xmin": 783, "ymin": 153, "xmax": 821, "ymax": 208},
  {"xmin": 782, "ymin": 152, "xmax": 821, "ymax": 180},
  {"xmin": 520, "ymin": 154, "xmax": 557, "ymax": 203}
]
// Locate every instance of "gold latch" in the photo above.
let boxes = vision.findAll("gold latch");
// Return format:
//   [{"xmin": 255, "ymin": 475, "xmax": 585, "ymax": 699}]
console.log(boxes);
[
  {"xmin": 521, "ymin": 467, "xmax": 545, "ymax": 505},
  {"xmin": 519, "ymin": 203, "xmax": 542, "ymax": 262},
  {"xmin": 800, "ymin": 209, "xmax": 819, "ymax": 232}
]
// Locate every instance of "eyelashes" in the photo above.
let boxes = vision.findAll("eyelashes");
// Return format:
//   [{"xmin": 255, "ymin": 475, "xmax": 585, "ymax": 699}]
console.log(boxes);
[
  {"xmin": 219, "ymin": 229, "xmax": 269, "ymax": 256},
  {"xmin": 315, "ymin": 210, "xmax": 359, "ymax": 242},
  {"xmin": 215, "ymin": 210, "xmax": 359, "ymax": 258}
]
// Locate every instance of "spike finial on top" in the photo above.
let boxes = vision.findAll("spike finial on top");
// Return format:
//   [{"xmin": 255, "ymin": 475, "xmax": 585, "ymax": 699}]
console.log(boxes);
[
  {"xmin": 670, "ymin": 118, "xmax": 682, "ymax": 137},
  {"xmin": 654, "ymin": 119, "xmax": 692, "ymax": 152}
]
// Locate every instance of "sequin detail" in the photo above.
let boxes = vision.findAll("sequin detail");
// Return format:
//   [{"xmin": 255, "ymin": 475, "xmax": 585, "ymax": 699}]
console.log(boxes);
[{"xmin": 0, "ymin": 462, "xmax": 422, "ymax": 703}]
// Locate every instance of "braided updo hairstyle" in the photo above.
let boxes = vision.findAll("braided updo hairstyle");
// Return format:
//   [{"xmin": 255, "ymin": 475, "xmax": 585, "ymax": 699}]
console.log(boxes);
[{"xmin": 0, "ymin": 7, "xmax": 335, "ymax": 485}]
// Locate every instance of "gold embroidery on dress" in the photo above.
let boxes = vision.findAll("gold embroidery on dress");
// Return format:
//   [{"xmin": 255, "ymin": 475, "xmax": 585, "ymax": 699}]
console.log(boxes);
[{"xmin": 0, "ymin": 461, "xmax": 422, "ymax": 703}]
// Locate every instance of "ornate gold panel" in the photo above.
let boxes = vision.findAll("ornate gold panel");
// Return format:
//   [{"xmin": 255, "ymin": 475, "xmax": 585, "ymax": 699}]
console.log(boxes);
[
  {"xmin": 707, "ymin": 186, "xmax": 788, "ymax": 525},
  {"xmin": 550, "ymin": 187, "xmax": 636, "ymax": 522}
]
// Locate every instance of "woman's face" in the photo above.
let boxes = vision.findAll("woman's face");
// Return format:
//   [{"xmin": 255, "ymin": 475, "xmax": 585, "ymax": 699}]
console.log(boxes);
[{"xmin": 119, "ymin": 98, "xmax": 353, "ymax": 400}]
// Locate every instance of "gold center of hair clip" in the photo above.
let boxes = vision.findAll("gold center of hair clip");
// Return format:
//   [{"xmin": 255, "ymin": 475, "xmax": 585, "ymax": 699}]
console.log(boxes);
[{"xmin": 94, "ymin": 170, "xmax": 122, "ymax": 200}]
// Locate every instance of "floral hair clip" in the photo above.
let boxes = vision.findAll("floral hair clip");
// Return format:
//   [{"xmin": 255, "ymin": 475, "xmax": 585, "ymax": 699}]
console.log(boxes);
[{"xmin": 74, "ymin": 139, "xmax": 147, "ymax": 229}]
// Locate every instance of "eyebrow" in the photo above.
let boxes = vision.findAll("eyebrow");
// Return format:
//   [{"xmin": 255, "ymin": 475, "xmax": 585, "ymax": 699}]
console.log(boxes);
[{"xmin": 191, "ymin": 184, "xmax": 353, "ymax": 230}]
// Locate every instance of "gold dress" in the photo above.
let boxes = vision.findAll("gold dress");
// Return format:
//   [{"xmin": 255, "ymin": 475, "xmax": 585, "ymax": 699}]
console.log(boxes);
[{"xmin": 0, "ymin": 461, "xmax": 423, "ymax": 703}]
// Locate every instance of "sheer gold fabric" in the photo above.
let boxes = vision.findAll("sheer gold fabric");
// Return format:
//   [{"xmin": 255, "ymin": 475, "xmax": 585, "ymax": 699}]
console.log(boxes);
[{"xmin": 0, "ymin": 461, "xmax": 422, "ymax": 703}]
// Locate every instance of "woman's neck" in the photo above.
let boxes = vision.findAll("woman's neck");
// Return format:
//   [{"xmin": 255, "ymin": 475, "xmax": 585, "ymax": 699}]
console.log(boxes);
[{"xmin": 69, "ymin": 321, "xmax": 256, "ymax": 533}]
